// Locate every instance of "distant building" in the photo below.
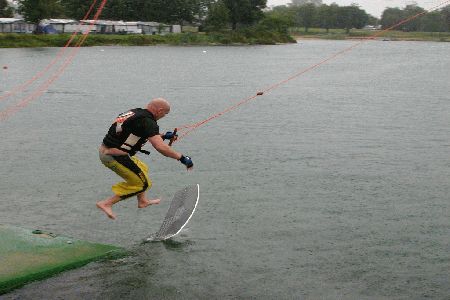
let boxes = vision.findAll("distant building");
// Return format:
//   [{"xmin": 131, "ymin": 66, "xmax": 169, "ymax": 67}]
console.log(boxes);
[
  {"xmin": 0, "ymin": 18, "xmax": 34, "ymax": 33},
  {"xmin": 172, "ymin": 25, "xmax": 182, "ymax": 33},
  {"xmin": 44, "ymin": 19, "xmax": 78, "ymax": 34},
  {"xmin": 0, "ymin": 17, "xmax": 186, "ymax": 35},
  {"xmin": 81, "ymin": 20, "xmax": 142, "ymax": 34},
  {"xmin": 138, "ymin": 21, "xmax": 173, "ymax": 35},
  {"xmin": 363, "ymin": 25, "xmax": 382, "ymax": 31}
]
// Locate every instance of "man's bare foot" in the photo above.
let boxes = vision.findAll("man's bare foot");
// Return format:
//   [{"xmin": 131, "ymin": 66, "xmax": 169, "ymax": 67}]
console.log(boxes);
[
  {"xmin": 138, "ymin": 198, "xmax": 160, "ymax": 208},
  {"xmin": 96, "ymin": 201, "xmax": 116, "ymax": 220}
]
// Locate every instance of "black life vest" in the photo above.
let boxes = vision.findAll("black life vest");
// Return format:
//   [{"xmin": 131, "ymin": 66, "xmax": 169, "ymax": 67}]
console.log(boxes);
[{"xmin": 103, "ymin": 108, "xmax": 157, "ymax": 156}]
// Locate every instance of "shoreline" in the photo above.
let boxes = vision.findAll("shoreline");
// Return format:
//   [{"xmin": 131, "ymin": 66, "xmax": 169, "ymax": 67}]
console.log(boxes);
[
  {"xmin": 0, "ymin": 31, "xmax": 296, "ymax": 48},
  {"xmin": 293, "ymin": 35, "xmax": 450, "ymax": 42},
  {"xmin": 291, "ymin": 30, "xmax": 450, "ymax": 43},
  {"xmin": 0, "ymin": 30, "xmax": 448, "ymax": 48}
]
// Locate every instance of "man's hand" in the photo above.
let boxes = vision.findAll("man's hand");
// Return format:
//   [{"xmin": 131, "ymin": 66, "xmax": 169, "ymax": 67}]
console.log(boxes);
[
  {"xmin": 162, "ymin": 131, "xmax": 178, "ymax": 141},
  {"xmin": 179, "ymin": 155, "xmax": 193, "ymax": 170}
]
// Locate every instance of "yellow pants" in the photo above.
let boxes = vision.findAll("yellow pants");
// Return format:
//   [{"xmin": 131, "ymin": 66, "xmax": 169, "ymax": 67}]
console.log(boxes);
[{"xmin": 99, "ymin": 152, "xmax": 152, "ymax": 200}]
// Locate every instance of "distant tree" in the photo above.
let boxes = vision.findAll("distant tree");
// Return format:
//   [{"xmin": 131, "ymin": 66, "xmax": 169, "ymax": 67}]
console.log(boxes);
[
  {"xmin": 0, "ymin": 0, "xmax": 14, "ymax": 17},
  {"xmin": 258, "ymin": 14, "xmax": 291, "ymax": 34},
  {"xmin": 100, "ymin": 0, "xmax": 131, "ymax": 21},
  {"xmin": 268, "ymin": 1, "xmax": 372, "ymax": 33},
  {"xmin": 18, "ymin": 0, "xmax": 64, "ymax": 31},
  {"xmin": 223, "ymin": 0, "xmax": 266, "ymax": 30},
  {"xmin": 367, "ymin": 14, "xmax": 379, "ymax": 26},
  {"xmin": 315, "ymin": 3, "xmax": 338, "ymax": 32},
  {"xmin": 401, "ymin": 4, "xmax": 425, "ymax": 31},
  {"xmin": 420, "ymin": 10, "xmax": 446, "ymax": 32},
  {"xmin": 194, "ymin": 0, "xmax": 215, "ymax": 24},
  {"xmin": 144, "ymin": 0, "xmax": 199, "ymax": 24},
  {"xmin": 381, "ymin": 4, "xmax": 428, "ymax": 32},
  {"xmin": 171, "ymin": 0, "xmax": 199, "ymax": 24},
  {"xmin": 62, "ymin": 0, "xmax": 203, "ymax": 24},
  {"xmin": 380, "ymin": 7, "xmax": 403, "ymax": 29},
  {"xmin": 442, "ymin": 5, "xmax": 450, "ymax": 31},
  {"xmin": 337, "ymin": 5, "xmax": 368, "ymax": 33},
  {"xmin": 293, "ymin": 3, "xmax": 316, "ymax": 32},
  {"xmin": 290, "ymin": 0, "xmax": 322, "ymax": 6},
  {"xmin": 268, "ymin": 4, "xmax": 288, "ymax": 15},
  {"xmin": 267, "ymin": 4, "xmax": 295, "ymax": 20},
  {"xmin": 204, "ymin": 0, "xmax": 230, "ymax": 30},
  {"xmin": 61, "ymin": 0, "xmax": 97, "ymax": 20}
]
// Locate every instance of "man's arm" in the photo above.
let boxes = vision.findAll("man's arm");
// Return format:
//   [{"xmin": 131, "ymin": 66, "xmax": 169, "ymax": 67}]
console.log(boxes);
[
  {"xmin": 149, "ymin": 135, "xmax": 193, "ymax": 169},
  {"xmin": 148, "ymin": 135, "xmax": 182, "ymax": 160}
]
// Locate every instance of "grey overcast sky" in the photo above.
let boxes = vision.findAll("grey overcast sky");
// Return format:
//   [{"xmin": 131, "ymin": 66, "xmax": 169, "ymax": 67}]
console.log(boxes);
[{"xmin": 266, "ymin": 0, "xmax": 441, "ymax": 17}]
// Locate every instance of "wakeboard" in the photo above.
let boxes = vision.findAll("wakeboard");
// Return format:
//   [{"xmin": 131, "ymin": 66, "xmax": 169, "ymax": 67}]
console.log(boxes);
[{"xmin": 143, "ymin": 184, "xmax": 199, "ymax": 243}]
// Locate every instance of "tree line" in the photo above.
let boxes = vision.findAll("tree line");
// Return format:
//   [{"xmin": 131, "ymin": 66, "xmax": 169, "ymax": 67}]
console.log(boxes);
[
  {"xmin": 381, "ymin": 5, "xmax": 450, "ymax": 32},
  {"xmin": 269, "ymin": 2, "xmax": 450, "ymax": 33},
  {"xmin": 1, "ymin": 0, "xmax": 449, "ymax": 33},
  {"xmin": 0, "ymin": 0, "xmax": 14, "ymax": 17},
  {"xmin": 6, "ymin": 0, "xmax": 266, "ymax": 31},
  {"xmin": 268, "ymin": 3, "xmax": 370, "ymax": 33}
]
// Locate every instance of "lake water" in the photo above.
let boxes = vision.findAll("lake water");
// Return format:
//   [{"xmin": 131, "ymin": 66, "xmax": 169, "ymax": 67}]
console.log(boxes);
[{"xmin": 0, "ymin": 40, "xmax": 449, "ymax": 299}]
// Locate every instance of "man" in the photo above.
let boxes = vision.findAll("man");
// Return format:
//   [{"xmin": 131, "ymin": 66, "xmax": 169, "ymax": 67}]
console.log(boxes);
[{"xmin": 97, "ymin": 98, "xmax": 193, "ymax": 220}]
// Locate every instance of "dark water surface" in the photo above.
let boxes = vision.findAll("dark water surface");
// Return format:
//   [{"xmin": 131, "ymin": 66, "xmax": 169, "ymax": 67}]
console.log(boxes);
[{"xmin": 0, "ymin": 40, "xmax": 449, "ymax": 299}]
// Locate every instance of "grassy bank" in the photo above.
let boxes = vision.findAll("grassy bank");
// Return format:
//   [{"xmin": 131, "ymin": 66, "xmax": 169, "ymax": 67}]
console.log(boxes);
[
  {"xmin": 0, "ymin": 30, "xmax": 295, "ymax": 48},
  {"xmin": 290, "ymin": 28, "xmax": 450, "ymax": 42},
  {"xmin": 3, "ymin": 28, "xmax": 446, "ymax": 48}
]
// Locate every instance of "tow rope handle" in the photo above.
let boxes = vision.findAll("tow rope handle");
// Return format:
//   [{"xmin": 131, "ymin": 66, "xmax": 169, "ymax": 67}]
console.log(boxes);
[{"xmin": 168, "ymin": 128, "xmax": 178, "ymax": 146}]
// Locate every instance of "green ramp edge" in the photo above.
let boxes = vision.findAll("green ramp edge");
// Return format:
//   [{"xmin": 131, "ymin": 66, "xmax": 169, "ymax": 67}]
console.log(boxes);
[{"xmin": 0, "ymin": 225, "xmax": 126, "ymax": 295}]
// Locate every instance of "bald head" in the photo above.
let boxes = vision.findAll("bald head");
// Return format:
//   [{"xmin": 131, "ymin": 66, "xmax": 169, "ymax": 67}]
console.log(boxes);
[{"xmin": 146, "ymin": 98, "xmax": 170, "ymax": 120}]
